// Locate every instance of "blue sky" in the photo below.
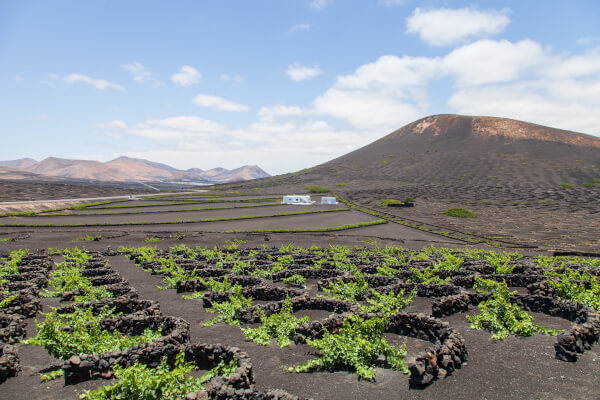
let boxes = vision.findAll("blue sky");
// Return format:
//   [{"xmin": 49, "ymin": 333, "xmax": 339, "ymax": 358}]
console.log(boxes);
[{"xmin": 2, "ymin": 1, "xmax": 600, "ymax": 174}]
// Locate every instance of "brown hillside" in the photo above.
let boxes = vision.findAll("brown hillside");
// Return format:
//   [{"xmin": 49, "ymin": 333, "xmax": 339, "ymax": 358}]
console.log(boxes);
[{"xmin": 231, "ymin": 114, "xmax": 600, "ymax": 252}]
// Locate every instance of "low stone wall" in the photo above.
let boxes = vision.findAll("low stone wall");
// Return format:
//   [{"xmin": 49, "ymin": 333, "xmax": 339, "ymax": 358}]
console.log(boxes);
[
  {"xmin": 56, "ymin": 296, "xmax": 160, "ymax": 317},
  {"xmin": 88, "ymin": 273, "xmax": 127, "ymax": 286},
  {"xmin": 176, "ymin": 275, "xmax": 264, "ymax": 293},
  {"xmin": 63, "ymin": 314, "xmax": 190, "ymax": 384},
  {"xmin": 272, "ymin": 268, "xmax": 345, "ymax": 282},
  {"xmin": 0, "ymin": 343, "xmax": 20, "ymax": 383},
  {"xmin": 0, "ymin": 291, "xmax": 42, "ymax": 318},
  {"xmin": 238, "ymin": 295, "xmax": 357, "ymax": 324},
  {"xmin": 293, "ymin": 311, "xmax": 467, "ymax": 387},
  {"xmin": 450, "ymin": 273, "xmax": 544, "ymax": 289},
  {"xmin": 203, "ymin": 387, "xmax": 307, "ymax": 400},
  {"xmin": 0, "ymin": 313, "xmax": 26, "ymax": 344},
  {"xmin": 80, "ymin": 267, "xmax": 115, "ymax": 278},
  {"xmin": 60, "ymin": 283, "xmax": 137, "ymax": 301},
  {"xmin": 380, "ymin": 282, "xmax": 462, "ymax": 298},
  {"xmin": 432, "ymin": 291, "xmax": 600, "ymax": 361},
  {"xmin": 203, "ymin": 286, "xmax": 304, "ymax": 307},
  {"xmin": 386, "ymin": 312, "xmax": 468, "ymax": 386},
  {"xmin": 513, "ymin": 295, "xmax": 600, "ymax": 362}
]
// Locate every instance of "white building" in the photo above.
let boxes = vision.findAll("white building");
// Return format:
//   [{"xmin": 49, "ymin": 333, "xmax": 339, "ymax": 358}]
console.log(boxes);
[
  {"xmin": 282, "ymin": 195, "xmax": 315, "ymax": 205},
  {"xmin": 321, "ymin": 197, "xmax": 338, "ymax": 205}
]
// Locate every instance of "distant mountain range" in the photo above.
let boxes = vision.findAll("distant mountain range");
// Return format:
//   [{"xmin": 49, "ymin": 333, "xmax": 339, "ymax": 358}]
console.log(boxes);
[{"xmin": 0, "ymin": 156, "xmax": 270, "ymax": 184}]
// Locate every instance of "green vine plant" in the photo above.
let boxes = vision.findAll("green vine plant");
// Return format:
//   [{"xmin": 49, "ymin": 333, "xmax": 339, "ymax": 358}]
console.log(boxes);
[
  {"xmin": 288, "ymin": 314, "xmax": 409, "ymax": 381},
  {"xmin": 202, "ymin": 285, "xmax": 252, "ymax": 326},
  {"xmin": 283, "ymin": 274, "xmax": 306, "ymax": 288},
  {"xmin": 0, "ymin": 249, "xmax": 29, "ymax": 277},
  {"xmin": 182, "ymin": 276, "xmax": 234, "ymax": 300},
  {"xmin": 359, "ymin": 288, "xmax": 416, "ymax": 316},
  {"xmin": 433, "ymin": 253, "xmax": 464, "ymax": 271},
  {"xmin": 80, "ymin": 351, "xmax": 237, "ymax": 400},
  {"xmin": 41, "ymin": 248, "xmax": 113, "ymax": 302},
  {"xmin": 321, "ymin": 271, "xmax": 369, "ymax": 302},
  {"xmin": 248, "ymin": 257, "xmax": 289, "ymax": 279},
  {"xmin": 0, "ymin": 293, "xmax": 18, "ymax": 309},
  {"xmin": 466, "ymin": 277, "xmax": 562, "ymax": 340},
  {"xmin": 546, "ymin": 268, "xmax": 600, "ymax": 311},
  {"xmin": 407, "ymin": 266, "xmax": 450, "ymax": 285},
  {"xmin": 485, "ymin": 252, "xmax": 520, "ymax": 274},
  {"xmin": 242, "ymin": 296, "xmax": 309, "ymax": 347},
  {"xmin": 24, "ymin": 306, "xmax": 160, "ymax": 360}
]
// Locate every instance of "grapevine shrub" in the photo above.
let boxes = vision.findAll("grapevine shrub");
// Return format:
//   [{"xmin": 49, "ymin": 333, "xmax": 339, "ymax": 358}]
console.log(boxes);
[
  {"xmin": 290, "ymin": 315, "xmax": 409, "ymax": 380},
  {"xmin": 466, "ymin": 277, "xmax": 561, "ymax": 340},
  {"xmin": 242, "ymin": 296, "xmax": 309, "ymax": 347},
  {"xmin": 25, "ymin": 306, "xmax": 160, "ymax": 359},
  {"xmin": 80, "ymin": 351, "xmax": 237, "ymax": 400},
  {"xmin": 202, "ymin": 285, "xmax": 252, "ymax": 326}
]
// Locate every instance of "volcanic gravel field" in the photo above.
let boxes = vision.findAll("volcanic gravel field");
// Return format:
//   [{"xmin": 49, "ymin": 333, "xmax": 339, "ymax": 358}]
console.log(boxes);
[{"xmin": 0, "ymin": 188, "xmax": 599, "ymax": 400}]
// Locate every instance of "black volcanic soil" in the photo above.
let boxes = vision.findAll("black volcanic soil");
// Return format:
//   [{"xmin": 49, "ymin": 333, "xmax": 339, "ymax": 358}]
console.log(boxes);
[
  {"xmin": 1, "ymin": 240, "xmax": 599, "ymax": 400},
  {"xmin": 0, "ymin": 180, "xmax": 156, "ymax": 202},
  {"xmin": 227, "ymin": 115, "xmax": 600, "ymax": 253}
]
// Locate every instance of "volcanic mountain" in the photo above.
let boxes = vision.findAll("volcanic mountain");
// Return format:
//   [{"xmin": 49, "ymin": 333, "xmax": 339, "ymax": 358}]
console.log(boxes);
[
  {"xmin": 252, "ymin": 114, "xmax": 600, "ymax": 191},
  {"xmin": 232, "ymin": 114, "xmax": 600, "ymax": 252},
  {"xmin": 0, "ymin": 156, "xmax": 270, "ymax": 184}
]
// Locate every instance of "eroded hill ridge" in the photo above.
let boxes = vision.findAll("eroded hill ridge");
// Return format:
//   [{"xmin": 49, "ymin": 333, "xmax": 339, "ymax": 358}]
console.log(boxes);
[{"xmin": 388, "ymin": 114, "xmax": 600, "ymax": 148}]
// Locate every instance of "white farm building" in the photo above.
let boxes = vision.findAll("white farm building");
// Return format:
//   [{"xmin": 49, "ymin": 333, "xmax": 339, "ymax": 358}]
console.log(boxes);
[
  {"xmin": 321, "ymin": 197, "xmax": 338, "ymax": 205},
  {"xmin": 282, "ymin": 195, "xmax": 315, "ymax": 205}
]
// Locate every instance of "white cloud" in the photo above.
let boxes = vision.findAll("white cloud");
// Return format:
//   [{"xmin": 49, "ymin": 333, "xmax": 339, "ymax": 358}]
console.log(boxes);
[
  {"xmin": 406, "ymin": 7, "xmax": 511, "ymax": 47},
  {"xmin": 95, "ymin": 38, "xmax": 600, "ymax": 175},
  {"xmin": 577, "ymin": 36, "xmax": 600, "ymax": 46},
  {"xmin": 63, "ymin": 74, "xmax": 123, "ymax": 90},
  {"xmin": 378, "ymin": 0, "xmax": 405, "ymax": 6},
  {"xmin": 48, "ymin": 73, "xmax": 59, "ymax": 81},
  {"xmin": 290, "ymin": 23, "xmax": 310, "ymax": 33},
  {"xmin": 447, "ymin": 46, "xmax": 600, "ymax": 134},
  {"xmin": 313, "ymin": 55, "xmax": 440, "ymax": 131},
  {"xmin": 192, "ymin": 94, "xmax": 250, "ymax": 112},
  {"xmin": 542, "ymin": 47, "xmax": 600, "ymax": 79},
  {"xmin": 286, "ymin": 63, "xmax": 323, "ymax": 81},
  {"xmin": 258, "ymin": 105, "xmax": 311, "ymax": 120},
  {"xmin": 125, "ymin": 116, "xmax": 226, "ymax": 140},
  {"xmin": 116, "ymin": 115, "xmax": 372, "ymax": 174},
  {"xmin": 448, "ymin": 81, "xmax": 600, "ymax": 135},
  {"xmin": 220, "ymin": 73, "xmax": 243, "ymax": 83},
  {"xmin": 171, "ymin": 65, "xmax": 202, "ymax": 87},
  {"xmin": 122, "ymin": 62, "xmax": 158, "ymax": 84},
  {"xmin": 96, "ymin": 120, "xmax": 127, "ymax": 129},
  {"xmin": 308, "ymin": 0, "xmax": 333, "ymax": 10},
  {"xmin": 443, "ymin": 39, "xmax": 546, "ymax": 86}
]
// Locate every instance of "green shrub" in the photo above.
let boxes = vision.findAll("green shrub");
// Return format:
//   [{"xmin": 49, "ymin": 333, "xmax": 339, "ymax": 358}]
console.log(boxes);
[
  {"xmin": 322, "ymin": 271, "xmax": 368, "ymax": 301},
  {"xmin": 466, "ymin": 277, "xmax": 561, "ymax": 340},
  {"xmin": 24, "ymin": 306, "xmax": 160, "ymax": 360},
  {"xmin": 336, "ymin": 183, "xmax": 346, "ymax": 187},
  {"xmin": 546, "ymin": 269, "xmax": 600, "ymax": 310},
  {"xmin": 379, "ymin": 199, "xmax": 405, "ymax": 207},
  {"xmin": 304, "ymin": 185, "xmax": 329, "ymax": 193},
  {"xmin": 444, "ymin": 208, "xmax": 478, "ymax": 218},
  {"xmin": 242, "ymin": 297, "xmax": 309, "ymax": 347},
  {"xmin": 283, "ymin": 274, "xmax": 307, "ymax": 287},
  {"xmin": 582, "ymin": 182, "xmax": 596, "ymax": 188},
  {"xmin": 403, "ymin": 197, "xmax": 415, "ymax": 203},
  {"xmin": 359, "ymin": 288, "xmax": 416, "ymax": 316},
  {"xmin": 80, "ymin": 351, "xmax": 236, "ymax": 400},
  {"xmin": 289, "ymin": 315, "xmax": 409, "ymax": 380},
  {"xmin": 559, "ymin": 183, "xmax": 573, "ymax": 188},
  {"xmin": 202, "ymin": 285, "xmax": 252, "ymax": 326}
]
